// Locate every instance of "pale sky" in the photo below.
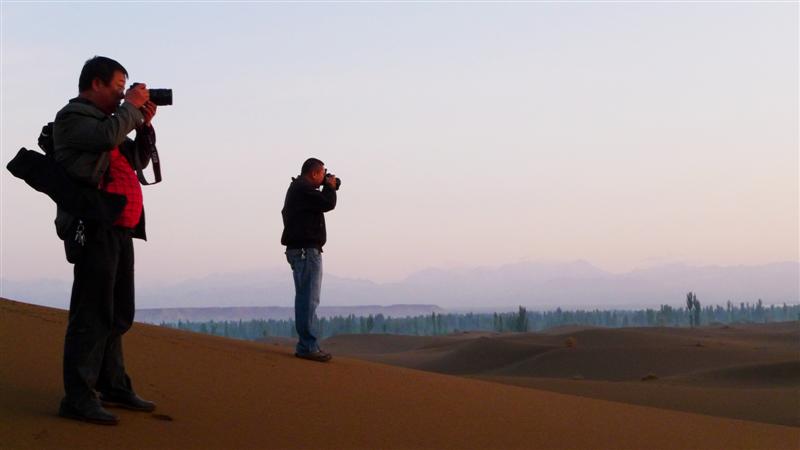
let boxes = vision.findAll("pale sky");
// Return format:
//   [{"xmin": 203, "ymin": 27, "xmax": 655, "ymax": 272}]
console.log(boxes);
[{"xmin": 1, "ymin": 2, "xmax": 798, "ymax": 287}]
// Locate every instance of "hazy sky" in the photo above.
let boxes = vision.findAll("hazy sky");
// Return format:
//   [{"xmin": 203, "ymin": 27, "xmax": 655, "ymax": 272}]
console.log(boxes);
[{"xmin": 1, "ymin": 2, "xmax": 798, "ymax": 287}]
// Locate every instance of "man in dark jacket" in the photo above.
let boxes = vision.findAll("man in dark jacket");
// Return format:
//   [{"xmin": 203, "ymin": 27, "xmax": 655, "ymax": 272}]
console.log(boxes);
[
  {"xmin": 281, "ymin": 158, "xmax": 339, "ymax": 362},
  {"xmin": 55, "ymin": 56, "xmax": 158, "ymax": 425}
]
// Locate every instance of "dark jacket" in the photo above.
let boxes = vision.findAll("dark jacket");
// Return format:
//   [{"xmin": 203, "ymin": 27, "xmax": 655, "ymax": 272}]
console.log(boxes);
[
  {"xmin": 281, "ymin": 177, "xmax": 337, "ymax": 250},
  {"xmin": 52, "ymin": 97, "xmax": 155, "ymax": 240},
  {"xmin": 53, "ymin": 97, "xmax": 147, "ymax": 186}
]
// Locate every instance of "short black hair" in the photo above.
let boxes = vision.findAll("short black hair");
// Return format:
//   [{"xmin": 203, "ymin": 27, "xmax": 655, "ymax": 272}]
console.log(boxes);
[
  {"xmin": 301, "ymin": 158, "xmax": 324, "ymax": 175},
  {"xmin": 78, "ymin": 56, "xmax": 128, "ymax": 92}
]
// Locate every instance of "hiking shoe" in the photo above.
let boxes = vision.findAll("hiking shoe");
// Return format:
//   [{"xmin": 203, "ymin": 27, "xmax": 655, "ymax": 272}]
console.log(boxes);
[
  {"xmin": 295, "ymin": 350, "xmax": 332, "ymax": 362},
  {"xmin": 99, "ymin": 392, "xmax": 156, "ymax": 412},
  {"xmin": 59, "ymin": 398, "xmax": 119, "ymax": 426}
]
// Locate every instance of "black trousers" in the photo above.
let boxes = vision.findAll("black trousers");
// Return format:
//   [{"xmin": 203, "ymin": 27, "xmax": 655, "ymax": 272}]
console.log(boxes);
[{"xmin": 63, "ymin": 226, "xmax": 136, "ymax": 405}]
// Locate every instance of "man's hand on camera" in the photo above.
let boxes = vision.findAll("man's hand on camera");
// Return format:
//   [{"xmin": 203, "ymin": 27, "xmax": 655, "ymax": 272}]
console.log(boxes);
[
  {"xmin": 125, "ymin": 83, "xmax": 149, "ymax": 109},
  {"xmin": 324, "ymin": 175, "xmax": 337, "ymax": 189},
  {"xmin": 140, "ymin": 101, "xmax": 157, "ymax": 126}
]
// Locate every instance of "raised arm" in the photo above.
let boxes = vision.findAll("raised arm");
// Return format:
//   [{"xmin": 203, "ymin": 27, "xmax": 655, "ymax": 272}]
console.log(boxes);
[
  {"xmin": 55, "ymin": 101, "xmax": 144, "ymax": 153},
  {"xmin": 300, "ymin": 184, "xmax": 337, "ymax": 213}
]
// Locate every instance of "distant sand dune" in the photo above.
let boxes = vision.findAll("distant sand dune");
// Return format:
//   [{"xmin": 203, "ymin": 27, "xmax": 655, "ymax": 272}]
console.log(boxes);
[
  {"xmin": 477, "ymin": 376, "xmax": 800, "ymax": 428},
  {"xmin": 328, "ymin": 326, "xmax": 798, "ymax": 380},
  {"xmin": 398, "ymin": 338, "xmax": 558, "ymax": 375},
  {"xmin": 326, "ymin": 322, "xmax": 800, "ymax": 428},
  {"xmin": 1, "ymin": 298, "xmax": 798, "ymax": 449},
  {"xmin": 319, "ymin": 333, "xmax": 444, "ymax": 354},
  {"xmin": 666, "ymin": 360, "xmax": 800, "ymax": 388},
  {"xmin": 488, "ymin": 346, "xmax": 795, "ymax": 380}
]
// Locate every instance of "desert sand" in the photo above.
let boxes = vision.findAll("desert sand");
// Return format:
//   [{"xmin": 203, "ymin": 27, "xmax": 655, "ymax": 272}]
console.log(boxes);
[
  {"xmin": 1, "ymin": 297, "xmax": 798, "ymax": 449},
  {"xmin": 325, "ymin": 322, "xmax": 800, "ymax": 428}
]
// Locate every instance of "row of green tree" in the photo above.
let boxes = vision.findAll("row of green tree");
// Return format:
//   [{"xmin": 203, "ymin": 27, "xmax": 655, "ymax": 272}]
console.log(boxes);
[{"xmin": 161, "ymin": 297, "xmax": 798, "ymax": 341}]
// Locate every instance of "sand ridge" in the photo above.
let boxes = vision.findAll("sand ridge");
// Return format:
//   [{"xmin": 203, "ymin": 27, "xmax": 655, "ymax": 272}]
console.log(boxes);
[
  {"xmin": 1, "ymin": 298, "xmax": 798, "ymax": 449},
  {"xmin": 325, "ymin": 321, "xmax": 800, "ymax": 427}
]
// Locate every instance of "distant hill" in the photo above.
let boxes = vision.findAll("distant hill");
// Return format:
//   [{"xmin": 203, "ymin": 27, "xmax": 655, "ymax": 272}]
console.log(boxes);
[
  {"xmin": 3, "ymin": 261, "xmax": 797, "ymax": 309},
  {"xmin": 135, "ymin": 304, "xmax": 445, "ymax": 324}
]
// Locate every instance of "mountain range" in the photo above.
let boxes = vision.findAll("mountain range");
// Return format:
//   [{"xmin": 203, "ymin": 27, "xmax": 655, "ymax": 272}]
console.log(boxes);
[{"xmin": 2, "ymin": 261, "xmax": 797, "ymax": 311}]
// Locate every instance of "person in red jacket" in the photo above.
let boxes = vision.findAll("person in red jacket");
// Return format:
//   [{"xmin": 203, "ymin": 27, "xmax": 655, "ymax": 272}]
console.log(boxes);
[{"xmin": 54, "ymin": 56, "xmax": 158, "ymax": 425}]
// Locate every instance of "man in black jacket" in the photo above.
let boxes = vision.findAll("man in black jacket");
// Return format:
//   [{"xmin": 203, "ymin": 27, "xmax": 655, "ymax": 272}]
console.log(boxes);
[
  {"xmin": 281, "ymin": 158, "xmax": 339, "ymax": 362},
  {"xmin": 55, "ymin": 56, "xmax": 158, "ymax": 425}
]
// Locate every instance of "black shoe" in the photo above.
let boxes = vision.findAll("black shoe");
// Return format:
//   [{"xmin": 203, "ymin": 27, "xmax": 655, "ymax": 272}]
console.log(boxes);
[
  {"xmin": 59, "ymin": 398, "xmax": 119, "ymax": 425},
  {"xmin": 295, "ymin": 350, "xmax": 332, "ymax": 362},
  {"xmin": 99, "ymin": 392, "xmax": 156, "ymax": 412}
]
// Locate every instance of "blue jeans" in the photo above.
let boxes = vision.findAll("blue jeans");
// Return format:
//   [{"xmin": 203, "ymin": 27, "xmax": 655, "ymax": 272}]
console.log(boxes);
[{"xmin": 286, "ymin": 248, "xmax": 322, "ymax": 354}]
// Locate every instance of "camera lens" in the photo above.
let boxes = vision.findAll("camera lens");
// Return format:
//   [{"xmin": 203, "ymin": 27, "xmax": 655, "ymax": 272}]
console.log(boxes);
[{"xmin": 148, "ymin": 89, "xmax": 173, "ymax": 106}]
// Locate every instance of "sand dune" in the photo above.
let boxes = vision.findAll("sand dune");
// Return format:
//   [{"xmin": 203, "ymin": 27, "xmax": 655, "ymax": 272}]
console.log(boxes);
[
  {"xmin": 401, "ymin": 338, "xmax": 558, "ymax": 375},
  {"xmin": 1, "ymin": 298, "xmax": 798, "ymax": 449},
  {"xmin": 478, "ymin": 376, "xmax": 800, "ymax": 428},
  {"xmin": 325, "ymin": 322, "xmax": 800, "ymax": 428},
  {"xmin": 317, "ymin": 333, "xmax": 445, "ymax": 354},
  {"xmin": 488, "ymin": 345, "xmax": 793, "ymax": 380},
  {"xmin": 327, "ymin": 325, "xmax": 799, "ymax": 379},
  {"xmin": 666, "ymin": 360, "xmax": 800, "ymax": 388}
]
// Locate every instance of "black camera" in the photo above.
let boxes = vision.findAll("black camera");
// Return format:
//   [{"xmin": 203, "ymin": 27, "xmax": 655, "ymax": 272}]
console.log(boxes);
[
  {"xmin": 324, "ymin": 173, "xmax": 341, "ymax": 191},
  {"xmin": 130, "ymin": 83, "xmax": 173, "ymax": 106}
]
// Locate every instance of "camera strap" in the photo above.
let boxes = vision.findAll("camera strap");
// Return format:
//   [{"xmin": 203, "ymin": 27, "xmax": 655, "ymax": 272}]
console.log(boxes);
[
  {"xmin": 136, "ymin": 148, "xmax": 162, "ymax": 185},
  {"xmin": 134, "ymin": 128, "xmax": 162, "ymax": 185}
]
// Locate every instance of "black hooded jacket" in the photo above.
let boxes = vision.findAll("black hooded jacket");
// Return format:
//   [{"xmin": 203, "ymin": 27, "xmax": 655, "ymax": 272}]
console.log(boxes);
[{"xmin": 281, "ymin": 177, "xmax": 337, "ymax": 250}]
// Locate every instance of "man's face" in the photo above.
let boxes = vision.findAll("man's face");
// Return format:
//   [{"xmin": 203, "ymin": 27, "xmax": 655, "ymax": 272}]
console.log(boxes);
[
  {"xmin": 93, "ymin": 70, "xmax": 127, "ymax": 114},
  {"xmin": 311, "ymin": 167, "xmax": 327, "ymax": 186}
]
